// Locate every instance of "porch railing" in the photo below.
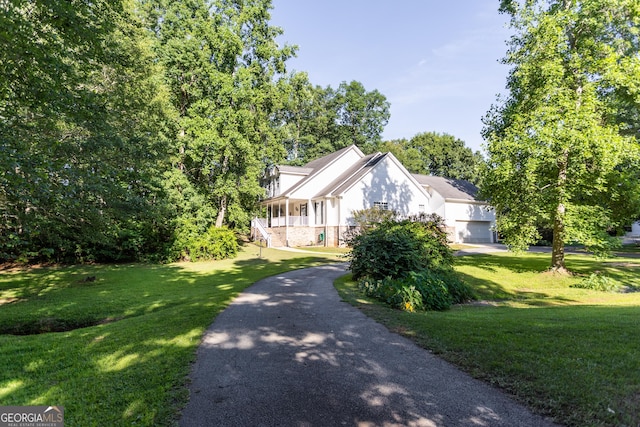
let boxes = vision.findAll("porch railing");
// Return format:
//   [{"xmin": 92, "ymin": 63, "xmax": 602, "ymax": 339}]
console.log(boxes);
[
  {"xmin": 251, "ymin": 217, "xmax": 271, "ymax": 248},
  {"xmin": 270, "ymin": 216, "xmax": 309, "ymax": 227}
]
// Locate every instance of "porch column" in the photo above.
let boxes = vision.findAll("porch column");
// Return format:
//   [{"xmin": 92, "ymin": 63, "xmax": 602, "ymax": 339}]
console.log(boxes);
[
  {"xmin": 324, "ymin": 197, "xmax": 329, "ymax": 247},
  {"xmin": 337, "ymin": 196, "xmax": 342, "ymax": 247},
  {"xmin": 269, "ymin": 201, "xmax": 274, "ymax": 227},
  {"xmin": 285, "ymin": 197, "xmax": 290, "ymax": 247}
]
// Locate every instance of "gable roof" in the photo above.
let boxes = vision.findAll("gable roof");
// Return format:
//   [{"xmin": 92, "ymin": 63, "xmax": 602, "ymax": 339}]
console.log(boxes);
[
  {"xmin": 275, "ymin": 145, "xmax": 365, "ymax": 198},
  {"xmin": 412, "ymin": 174, "xmax": 480, "ymax": 202},
  {"xmin": 303, "ymin": 145, "xmax": 364, "ymax": 170},
  {"xmin": 266, "ymin": 146, "xmax": 484, "ymax": 205},
  {"xmin": 317, "ymin": 152, "xmax": 386, "ymax": 197}
]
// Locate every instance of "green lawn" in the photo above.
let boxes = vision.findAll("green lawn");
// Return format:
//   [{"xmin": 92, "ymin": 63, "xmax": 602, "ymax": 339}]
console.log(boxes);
[
  {"xmin": 291, "ymin": 246, "xmax": 351, "ymax": 255},
  {"xmin": 0, "ymin": 245, "xmax": 341, "ymax": 426},
  {"xmin": 4, "ymin": 246, "xmax": 639, "ymax": 427},
  {"xmin": 335, "ymin": 252, "xmax": 640, "ymax": 427}
]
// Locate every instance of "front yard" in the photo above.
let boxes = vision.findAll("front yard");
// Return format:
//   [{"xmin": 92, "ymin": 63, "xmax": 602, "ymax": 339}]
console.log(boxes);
[
  {"xmin": 336, "ymin": 251, "xmax": 640, "ymax": 427},
  {"xmin": 1, "ymin": 246, "xmax": 638, "ymax": 426},
  {"xmin": 0, "ymin": 245, "xmax": 342, "ymax": 426}
]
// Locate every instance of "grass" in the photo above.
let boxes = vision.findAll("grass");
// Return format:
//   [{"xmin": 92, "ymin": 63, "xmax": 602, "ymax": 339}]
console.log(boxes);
[
  {"xmin": 292, "ymin": 246, "xmax": 351, "ymax": 255},
  {"xmin": 335, "ymin": 252, "xmax": 640, "ymax": 427},
  {"xmin": 4, "ymin": 244, "xmax": 639, "ymax": 426},
  {"xmin": 0, "ymin": 244, "xmax": 341, "ymax": 426}
]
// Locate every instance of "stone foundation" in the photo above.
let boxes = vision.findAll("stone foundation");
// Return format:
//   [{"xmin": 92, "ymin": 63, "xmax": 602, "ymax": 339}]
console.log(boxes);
[{"xmin": 253, "ymin": 226, "xmax": 343, "ymax": 247}]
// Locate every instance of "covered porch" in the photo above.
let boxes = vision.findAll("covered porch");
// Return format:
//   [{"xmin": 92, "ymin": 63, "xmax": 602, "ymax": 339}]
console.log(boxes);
[
  {"xmin": 261, "ymin": 198, "xmax": 325, "ymax": 229},
  {"xmin": 254, "ymin": 197, "xmax": 334, "ymax": 247}
]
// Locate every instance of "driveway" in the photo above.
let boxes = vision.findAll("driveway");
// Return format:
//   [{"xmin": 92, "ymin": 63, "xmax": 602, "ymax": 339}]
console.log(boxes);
[{"xmin": 179, "ymin": 263, "xmax": 558, "ymax": 427}]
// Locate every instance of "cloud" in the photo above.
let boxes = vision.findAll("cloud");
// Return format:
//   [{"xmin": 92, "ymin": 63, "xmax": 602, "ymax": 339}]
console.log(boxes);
[{"xmin": 431, "ymin": 39, "xmax": 475, "ymax": 59}]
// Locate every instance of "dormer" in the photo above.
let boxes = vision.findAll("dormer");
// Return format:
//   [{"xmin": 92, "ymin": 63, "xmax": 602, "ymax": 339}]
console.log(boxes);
[{"xmin": 262, "ymin": 165, "xmax": 311, "ymax": 198}]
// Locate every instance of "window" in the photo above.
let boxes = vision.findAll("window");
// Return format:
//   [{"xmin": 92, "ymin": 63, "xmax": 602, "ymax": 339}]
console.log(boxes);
[
  {"xmin": 418, "ymin": 204, "xmax": 425, "ymax": 212},
  {"xmin": 373, "ymin": 201, "xmax": 389, "ymax": 210}
]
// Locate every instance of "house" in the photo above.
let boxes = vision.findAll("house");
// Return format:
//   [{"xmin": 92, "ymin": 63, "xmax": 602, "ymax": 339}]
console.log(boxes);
[
  {"xmin": 252, "ymin": 145, "xmax": 495, "ymax": 247},
  {"xmin": 624, "ymin": 222, "xmax": 640, "ymax": 244}
]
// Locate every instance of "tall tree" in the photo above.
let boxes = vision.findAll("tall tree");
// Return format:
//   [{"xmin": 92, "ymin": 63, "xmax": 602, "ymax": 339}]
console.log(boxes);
[
  {"xmin": 407, "ymin": 132, "xmax": 482, "ymax": 182},
  {"xmin": 1, "ymin": 0, "xmax": 173, "ymax": 262},
  {"xmin": 277, "ymin": 72, "xmax": 335, "ymax": 164},
  {"xmin": 376, "ymin": 139, "xmax": 424, "ymax": 174},
  {"xmin": 334, "ymin": 81, "xmax": 390, "ymax": 153},
  {"xmin": 141, "ymin": 0, "xmax": 294, "ymax": 231},
  {"xmin": 278, "ymin": 80, "xmax": 390, "ymax": 163},
  {"xmin": 482, "ymin": 0, "xmax": 640, "ymax": 271}
]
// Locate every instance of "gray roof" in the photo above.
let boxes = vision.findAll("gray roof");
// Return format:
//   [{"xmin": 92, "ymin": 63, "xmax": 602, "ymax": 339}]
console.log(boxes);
[
  {"xmin": 268, "ymin": 146, "xmax": 482, "ymax": 204},
  {"xmin": 412, "ymin": 174, "xmax": 480, "ymax": 201},
  {"xmin": 303, "ymin": 145, "xmax": 358, "ymax": 170}
]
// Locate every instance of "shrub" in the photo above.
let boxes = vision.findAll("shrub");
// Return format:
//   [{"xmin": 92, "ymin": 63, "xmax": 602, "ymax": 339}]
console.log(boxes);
[
  {"xmin": 348, "ymin": 216, "xmax": 453, "ymax": 281},
  {"xmin": 174, "ymin": 226, "xmax": 238, "ymax": 261},
  {"xmin": 349, "ymin": 214, "xmax": 472, "ymax": 311},
  {"xmin": 351, "ymin": 207, "xmax": 399, "ymax": 232},
  {"xmin": 405, "ymin": 270, "xmax": 452, "ymax": 311},
  {"xmin": 571, "ymin": 273, "xmax": 620, "ymax": 292},
  {"xmin": 436, "ymin": 269, "xmax": 476, "ymax": 304},
  {"xmin": 358, "ymin": 269, "xmax": 475, "ymax": 312}
]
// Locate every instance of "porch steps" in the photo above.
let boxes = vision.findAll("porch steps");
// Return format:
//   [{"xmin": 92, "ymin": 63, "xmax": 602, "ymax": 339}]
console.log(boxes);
[{"xmin": 265, "ymin": 228, "xmax": 284, "ymax": 247}]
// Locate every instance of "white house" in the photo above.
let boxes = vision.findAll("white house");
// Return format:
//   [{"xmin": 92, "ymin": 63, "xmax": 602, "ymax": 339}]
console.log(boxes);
[{"xmin": 252, "ymin": 145, "xmax": 496, "ymax": 247}]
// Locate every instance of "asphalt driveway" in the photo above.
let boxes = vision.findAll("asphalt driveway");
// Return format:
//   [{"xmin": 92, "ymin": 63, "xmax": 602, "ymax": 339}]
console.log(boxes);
[{"xmin": 179, "ymin": 263, "xmax": 558, "ymax": 427}]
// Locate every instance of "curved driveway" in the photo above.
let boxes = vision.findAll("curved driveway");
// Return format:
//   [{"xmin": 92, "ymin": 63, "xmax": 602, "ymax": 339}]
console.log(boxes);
[{"xmin": 180, "ymin": 263, "xmax": 557, "ymax": 427}]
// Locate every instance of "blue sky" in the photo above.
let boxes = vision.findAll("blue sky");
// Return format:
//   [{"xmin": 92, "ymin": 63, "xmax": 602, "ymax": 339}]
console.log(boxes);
[{"xmin": 270, "ymin": 1, "xmax": 514, "ymax": 152}]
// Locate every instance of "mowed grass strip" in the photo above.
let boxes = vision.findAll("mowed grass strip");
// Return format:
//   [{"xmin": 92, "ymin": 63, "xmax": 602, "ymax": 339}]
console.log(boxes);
[
  {"xmin": 0, "ymin": 245, "xmax": 342, "ymax": 426},
  {"xmin": 335, "ymin": 252, "xmax": 640, "ymax": 427}
]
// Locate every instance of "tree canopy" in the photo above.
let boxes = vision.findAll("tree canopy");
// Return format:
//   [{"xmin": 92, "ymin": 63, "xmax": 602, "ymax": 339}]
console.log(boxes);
[
  {"xmin": 0, "ymin": 0, "xmax": 393, "ymax": 263},
  {"xmin": 139, "ymin": 0, "xmax": 295, "ymax": 255},
  {"xmin": 1, "ymin": 0, "xmax": 174, "ymax": 262},
  {"xmin": 482, "ymin": 0, "xmax": 640, "ymax": 270},
  {"xmin": 377, "ymin": 132, "xmax": 483, "ymax": 183},
  {"xmin": 279, "ymin": 77, "xmax": 390, "ymax": 164}
]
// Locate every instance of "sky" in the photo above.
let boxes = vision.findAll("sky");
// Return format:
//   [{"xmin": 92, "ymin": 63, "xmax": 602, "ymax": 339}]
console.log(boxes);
[{"xmin": 269, "ymin": 0, "xmax": 515, "ymax": 153}]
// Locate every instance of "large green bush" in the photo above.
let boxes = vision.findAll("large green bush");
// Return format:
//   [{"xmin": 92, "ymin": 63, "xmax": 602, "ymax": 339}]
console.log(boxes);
[
  {"xmin": 173, "ymin": 226, "xmax": 238, "ymax": 262},
  {"xmin": 347, "ymin": 215, "xmax": 453, "ymax": 281},
  {"xmin": 348, "ymin": 213, "xmax": 474, "ymax": 311},
  {"xmin": 358, "ymin": 269, "xmax": 475, "ymax": 311}
]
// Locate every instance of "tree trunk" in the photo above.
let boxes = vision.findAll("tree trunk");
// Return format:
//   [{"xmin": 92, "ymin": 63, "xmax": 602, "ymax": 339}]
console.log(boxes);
[
  {"xmin": 215, "ymin": 155, "xmax": 230, "ymax": 227},
  {"xmin": 551, "ymin": 149, "xmax": 569, "ymax": 272},
  {"xmin": 178, "ymin": 129, "xmax": 185, "ymax": 172},
  {"xmin": 551, "ymin": 202, "xmax": 566, "ymax": 271},
  {"xmin": 215, "ymin": 194, "xmax": 226, "ymax": 228}
]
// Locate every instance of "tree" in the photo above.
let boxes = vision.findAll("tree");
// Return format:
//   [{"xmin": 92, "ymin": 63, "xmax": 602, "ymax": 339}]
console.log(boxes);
[
  {"xmin": 376, "ymin": 139, "xmax": 424, "ymax": 173},
  {"xmin": 482, "ymin": 0, "xmax": 640, "ymax": 271},
  {"xmin": 334, "ymin": 81, "xmax": 390, "ymax": 154},
  {"xmin": 276, "ymin": 72, "xmax": 337, "ymax": 164},
  {"xmin": 278, "ymin": 72, "xmax": 316, "ymax": 163},
  {"xmin": 377, "ymin": 133, "xmax": 483, "ymax": 183},
  {"xmin": 278, "ymin": 79, "xmax": 390, "ymax": 163},
  {"xmin": 140, "ymin": 0, "xmax": 295, "ymax": 233},
  {"xmin": 1, "ymin": 0, "xmax": 173, "ymax": 262}
]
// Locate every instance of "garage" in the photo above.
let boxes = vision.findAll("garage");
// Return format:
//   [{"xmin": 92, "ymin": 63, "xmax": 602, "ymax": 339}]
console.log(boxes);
[{"xmin": 455, "ymin": 221, "xmax": 493, "ymax": 243}]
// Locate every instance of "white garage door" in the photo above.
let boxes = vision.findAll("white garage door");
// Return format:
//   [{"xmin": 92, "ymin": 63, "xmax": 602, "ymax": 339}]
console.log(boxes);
[{"xmin": 456, "ymin": 221, "xmax": 492, "ymax": 243}]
